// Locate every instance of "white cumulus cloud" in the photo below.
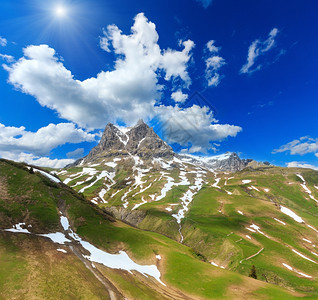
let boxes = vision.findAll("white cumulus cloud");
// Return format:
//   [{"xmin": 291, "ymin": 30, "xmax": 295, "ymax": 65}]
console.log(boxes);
[
  {"xmin": 0, "ymin": 122, "xmax": 96, "ymax": 156},
  {"xmin": 0, "ymin": 54, "xmax": 15, "ymax": 63},
  {"xmin": 273, "ymin": 137, "xmax": 318, "ymax": 156},
  {"xmin": 0, "ymin": 36, "xmax": 7, "ymax": 47},
  {"xmin": 204, "ymin": 40, "xmax": 226, "ymax": 87},
  {"xmin": 156, "ymin": 104, "xmax": 242, "ymax": 153},
  {"xmin": 171, "ymin": 90, "xmax": 188, "ymax": 103},
  {"xmin": 0, "ymin": 151, "xmax": 74, "ymax": 169},
  {"xmin": 4, "ymin": 13, "xmax": 194, "ymax": 129},
  {"xmin": 287, "ymin": 161, "xmax": 318, "ymax": 171},
  {"xmin": 240, "ymin": 28, "xmax": 279, "ymax": 74}
]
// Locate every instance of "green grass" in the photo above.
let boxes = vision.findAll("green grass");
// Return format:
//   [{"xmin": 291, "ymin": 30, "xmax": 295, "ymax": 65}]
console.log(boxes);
[{"xmin": 1, "ymin": 158, "xmax": 318, "ymax": 299}]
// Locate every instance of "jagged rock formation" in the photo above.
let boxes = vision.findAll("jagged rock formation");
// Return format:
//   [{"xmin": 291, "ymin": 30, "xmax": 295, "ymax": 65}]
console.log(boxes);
[
  {"xmin": 77, "ymin": 120, "xmax": 174, "ymax": 165},
  {"xmin": 178, "ymin": 152, "xmax": 248, "ymax": 172},
  {"xmin": 71, "ymin": 120, "xmax": 249, "ymax": 172}
]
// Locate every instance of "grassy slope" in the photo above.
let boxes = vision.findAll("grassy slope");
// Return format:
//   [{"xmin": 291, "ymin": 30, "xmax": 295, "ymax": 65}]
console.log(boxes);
[
  {"xmin": 0, "ymin": 159, "xmax": 305, "ymax": 299},
  {"xmin": 59, "ymin": 157, "xmax": 318, "ymax": 297},
  {"xmin": 181, "ymin": 167, "xmax": 318, "ymax": 296}
]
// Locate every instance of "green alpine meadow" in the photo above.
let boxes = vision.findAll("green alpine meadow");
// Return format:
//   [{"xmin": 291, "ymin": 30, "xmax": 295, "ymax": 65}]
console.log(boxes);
[{"xmin": 1, "ymin": 121, "xmax": 317, "ymax": 299}]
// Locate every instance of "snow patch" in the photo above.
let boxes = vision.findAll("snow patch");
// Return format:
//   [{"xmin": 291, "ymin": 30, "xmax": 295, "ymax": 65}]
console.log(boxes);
[
  {"xmin": 237, "ymin": 210, "xmax": 244, "ymax": 215},
  {"xmin": 307, "ymin": 224, "xmax": 318, "ymax": 233},
  {"xmin": 250, "ymin": 224, "xmax": 270, "ymax": 238},
  {"xmin": 242, "ymin": 180, "xmax": 251, "ymax": 184},
  {"xmin": 282, "ymin": 263, "xmax": 293, "ymax": 271},
  {"xmin": 69, "ymin": 230, "xmax": 165, "ymax": 285},
  {"xmin": 132, "ymin": 197, "xmax": 147, "ymax": 210},
  {"xmin": 34, "ymin": 168, "xmax": 61, "ymax": 183},
  {"xmin": 282, "ymin": 263, "xmax": 312, "ymax": 278},
  {"xmin": 296, "ymin": 174, "xmax": 306, "ymax": 183},
  {"xmin": 273, "ymin": 218, "xmax": 286, "ymax": 225},
  {"xmin": 172, "ymin": 172, "xmax": 204, "ymax": 224},
  {"xmin": 280, "ymin": 206, "xmax": 304, "ymax": 223},
  {"xmin": 248, "ymin": 185, "xmax": 260, "ymax": 192},
  {"xmin": 79, "ymin": 171, "xmax": 113, "ymax": 193},
  {"xmin": 303, "ymin": 238, "xmax": 312, "ymax": 244},
  {"xmin": 39, "ymin": 232, "xmax": 71, "ymax": 245},
  {"xmin": 4, "ymin": 223, "xmax": 31, "ymax": 234},
  {"xmin": 105, "ymin": 162, "xmax": 117, "ymax": 168},
  {"xmin": 98, "ymin": 189, "xmax": 107, "ymax": 203},
  {"xmin": 155, "ymin": 175, "xmax": 175, "ymax": 202},
  {"xmin": 57, "ymin": 248, "xmax": 67, "ymax": 253},
  {"xmin": 60, "ymin": 216, "xmax": 70, "ymax": 231},
  {"xmin": 212, "ymin": 178, "xmax": 221, "ymax": 189},
  {"xmin": 292, "ymin": 249, "xmax": 317, "ymax": 264}
]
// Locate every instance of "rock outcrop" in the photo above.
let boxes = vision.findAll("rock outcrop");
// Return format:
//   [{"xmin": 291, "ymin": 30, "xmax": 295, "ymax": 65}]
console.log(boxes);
[{"xmin": 79, "ymin": 120, "xmax": 174, "ymax": 164}]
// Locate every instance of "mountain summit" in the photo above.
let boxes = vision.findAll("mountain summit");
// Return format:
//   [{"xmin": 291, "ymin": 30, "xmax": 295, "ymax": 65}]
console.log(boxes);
[{"xmin": 82, "ymin": 120, "xmax": 174, "ymax": 164}]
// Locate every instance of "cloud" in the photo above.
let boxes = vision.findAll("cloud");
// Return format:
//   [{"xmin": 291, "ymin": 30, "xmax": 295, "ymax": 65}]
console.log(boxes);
[
  {"xmin": 0, "ymin": 122, "xmax": 96, "ymax": 156},
  {"xmin": 195, "ymin": 0, "xmax": 213, "ymax": 8},
  {"xmin": 0, "ymin": 151, "xmax": 74, "ymax": 168},
  {"xmin": 99, "ymin": 30, "xmax": 111, "ymax": 52},
  {"xmin": 204, "ymin": 40, "xmax": 226, "ymax": 87},
  {"xmin": 240, "ymin": 28, "xmax": 279, "ymax": 74},
  {"xmin": 287, "ymin": 161, "xmax": 318, "ymax": 171},
  {"xmin": 0, "ymin": 36, "xmax": 7, "ymax": 47},
  {"xmin": 156, "ymin": 104, "xmax": 242, "ymax": 153},
  {"xmin": 273, "ymin": 137, "xmax": 318, "ymax": 156},
  {"xmin": 0, "ymin": 54, "xmax": 15, "ymax": 63},
  {"xmin": 3, "ymin": 13, "xmax": 241, "ymax": 158},
  {"xmin": 4, "ymin": 13, "xmax": 194, "ymax": 129},
  {"xmin": 67, "ymin": 148, "xmax": 84, "ymax": 158},
  {"xmin": 171, "ymin": 90, "xmax": 188, "ymax": 103}
]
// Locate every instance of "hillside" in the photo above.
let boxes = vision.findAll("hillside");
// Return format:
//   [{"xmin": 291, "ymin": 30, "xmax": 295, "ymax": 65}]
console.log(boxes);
[
  {"xmin": 1, "ymin": 158, "xmax": 316, "ymax": 299},
  {"xmin": 56, "ymin": 121, "xmax": 318, "ymax": 298}
]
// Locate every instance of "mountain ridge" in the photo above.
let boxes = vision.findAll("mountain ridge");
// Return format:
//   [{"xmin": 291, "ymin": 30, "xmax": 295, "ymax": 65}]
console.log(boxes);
[{"xmin": 70, "ymin": 120, "xmax": 249, "ymax": 172}]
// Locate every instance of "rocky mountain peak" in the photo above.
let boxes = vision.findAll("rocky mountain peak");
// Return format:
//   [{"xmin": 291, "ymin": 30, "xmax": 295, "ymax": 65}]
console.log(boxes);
[
  {"xmin": 81, "ymin": 120, "xmax": 174, "ymax": 164},
  {"xmin": 72, "ymin": 121, "xmax": 249, "ymax": 172},
  {"xmin": 136, "ymin": 119, "xmax": 146, "ymax": 126}
]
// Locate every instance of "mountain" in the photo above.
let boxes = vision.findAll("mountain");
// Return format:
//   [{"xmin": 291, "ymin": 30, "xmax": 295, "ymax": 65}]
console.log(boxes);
[
  {"xmin": 72, "ymin": 120, "xmax": 247, "ymax": 172},
  {"xmin": 79, "ymin": 120, "xmax": 174, "ymax": 165},
  {"xmin": 1, "ymin": 121, "xmax": 318, "ymax": 299},
  {"xmin": 178, "ymin": 152, "xmax": 249, "ymax": 172}
]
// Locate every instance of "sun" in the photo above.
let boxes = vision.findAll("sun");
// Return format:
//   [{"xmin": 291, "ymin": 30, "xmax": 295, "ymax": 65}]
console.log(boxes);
[{"xmin": 55, "ymin": 5, "xmax": 67, "ymax": 17}]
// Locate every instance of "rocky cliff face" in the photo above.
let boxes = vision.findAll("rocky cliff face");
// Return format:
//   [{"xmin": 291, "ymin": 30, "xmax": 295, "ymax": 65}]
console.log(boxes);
[{"xmin": 82, "ymin": 120, "xmax": 174, "ymax": 164}]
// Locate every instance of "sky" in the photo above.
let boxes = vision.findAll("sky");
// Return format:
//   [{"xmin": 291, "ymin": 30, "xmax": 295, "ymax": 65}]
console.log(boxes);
[{"xmin": 0, "ymin": 0, "xmax": 317, "ymax": 169}]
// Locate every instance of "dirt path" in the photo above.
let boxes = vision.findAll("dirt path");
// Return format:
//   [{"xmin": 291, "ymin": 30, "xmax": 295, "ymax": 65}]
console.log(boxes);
[{"xmin": 240, "ymin": 247, "xmax": 264, "ymax": 264}]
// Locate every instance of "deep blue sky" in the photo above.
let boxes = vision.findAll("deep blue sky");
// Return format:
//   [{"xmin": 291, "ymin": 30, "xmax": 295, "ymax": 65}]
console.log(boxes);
[{"xmin": 0, "ymin": 0, "xmax": 317, "ymax": 169}]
